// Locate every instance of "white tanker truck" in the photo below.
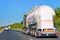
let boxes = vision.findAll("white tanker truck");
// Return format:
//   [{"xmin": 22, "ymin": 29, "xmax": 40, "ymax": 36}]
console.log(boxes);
[{"xmin": 23, "ymin": 5, "xmax": 59, "ymax": 37}]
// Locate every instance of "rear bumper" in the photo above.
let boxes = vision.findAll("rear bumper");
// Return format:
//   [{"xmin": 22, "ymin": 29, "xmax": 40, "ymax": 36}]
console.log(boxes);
[{"xmin": 37, "ymin": 34, "xmax": 58, "ymax": 37}]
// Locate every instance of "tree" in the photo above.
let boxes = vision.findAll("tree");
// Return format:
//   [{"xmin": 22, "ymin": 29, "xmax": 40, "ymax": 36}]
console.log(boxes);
[
  {"xmin": 54, "ymin": 8, "xmax": 60, "ymax": 30},
  {"xmin": 20, "ymin": 20, "xmax": 23, "ymax": 24},
  {"xmin": 55, "ymin": 8, "xmax": 60, "ymax": 17}
]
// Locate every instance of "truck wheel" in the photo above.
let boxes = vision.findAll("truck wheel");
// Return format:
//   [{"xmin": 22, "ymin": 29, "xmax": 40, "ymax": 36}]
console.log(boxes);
[
  {"xmin": 25, "ymin": 32, "xmax": 29, "ymax": 35},
  {"xmin": 23, "ymin": 32, "xmax": 25, "ymax": 34},
  {"xmin": 35, "ymin": 32, "xmax": 38, "ymax": 38}
]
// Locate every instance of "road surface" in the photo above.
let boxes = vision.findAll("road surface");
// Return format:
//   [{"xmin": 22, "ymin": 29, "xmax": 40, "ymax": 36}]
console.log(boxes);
[{"xmin": 0, "ymin": 30, "xmax": 60, "ymax": 40}]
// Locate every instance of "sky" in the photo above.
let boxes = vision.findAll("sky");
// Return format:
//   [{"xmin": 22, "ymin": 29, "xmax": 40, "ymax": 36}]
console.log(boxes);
[{"xmin": 0, "ymin": 0, "xmax": 60, "ymax": 26}]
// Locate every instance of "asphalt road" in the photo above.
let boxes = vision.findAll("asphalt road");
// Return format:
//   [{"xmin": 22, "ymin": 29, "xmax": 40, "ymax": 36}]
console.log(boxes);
[{"xmin": 0, "ymin": 30, "xmax": 60, "ymax": 40}]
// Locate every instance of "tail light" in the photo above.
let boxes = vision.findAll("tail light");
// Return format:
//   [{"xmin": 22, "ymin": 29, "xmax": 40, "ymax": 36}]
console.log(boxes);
[
  {"xmin": 55, "ymin": 32, "xmax": 59, "ymax": 36},
  {"xmin": 37, "ymin": 32, "xmax": 42, "ymax": 34}
]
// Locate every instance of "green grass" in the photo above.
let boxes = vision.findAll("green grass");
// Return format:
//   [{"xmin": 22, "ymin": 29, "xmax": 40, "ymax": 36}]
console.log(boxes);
[{"xmin": 0, "ymin": 27, "xmax": 4, "ymax": 32}]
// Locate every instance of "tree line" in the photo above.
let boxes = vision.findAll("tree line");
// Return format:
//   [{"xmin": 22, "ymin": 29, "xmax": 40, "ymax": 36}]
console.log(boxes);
[{"xmin": 0, "ymin": 8, "xmax": 60, "ymax": 30}]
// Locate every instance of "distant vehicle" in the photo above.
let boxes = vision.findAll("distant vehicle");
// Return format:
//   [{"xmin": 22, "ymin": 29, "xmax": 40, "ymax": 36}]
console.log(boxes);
[
  {"xmin": 23, "ymin": 5, "xmax": 59, "ymax": 37},
  {"xmin": 4, "ymin": 26, "xmax": 11, "ymax": 31}
]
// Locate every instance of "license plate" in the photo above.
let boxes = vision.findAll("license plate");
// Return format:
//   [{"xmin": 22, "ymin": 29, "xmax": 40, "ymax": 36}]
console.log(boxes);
[
  {"xmin": 46, "ymin": 34, "xmax": 48, "ymax": 36},
  {"xmin": 39, "ymin": 34, "xmax": 41, "ymax": 36}
]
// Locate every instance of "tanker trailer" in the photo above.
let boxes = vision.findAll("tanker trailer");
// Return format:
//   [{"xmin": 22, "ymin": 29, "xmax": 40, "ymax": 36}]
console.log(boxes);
[{"xmin": 23, "ymin": 5, "xmax": 59, "ymax": 37}]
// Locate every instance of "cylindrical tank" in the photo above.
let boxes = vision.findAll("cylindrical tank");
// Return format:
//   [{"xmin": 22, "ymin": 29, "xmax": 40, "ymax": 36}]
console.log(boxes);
[{"xmin": 26, "ymin": 5, "xmax": 55, "ymax": 28}]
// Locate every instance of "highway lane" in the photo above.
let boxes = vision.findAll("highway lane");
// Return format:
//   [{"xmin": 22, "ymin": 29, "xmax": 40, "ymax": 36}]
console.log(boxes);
[
  {"xmin": 0, "ymin": 30, "xmax": 29, "ymax": 40},
  {"xmin": 12, "ymin": 30, "xmax": 60, "ymax": 40},
  {"xmin": 0, "ymin": 30, "xmax": 60, "ymax": 40}
]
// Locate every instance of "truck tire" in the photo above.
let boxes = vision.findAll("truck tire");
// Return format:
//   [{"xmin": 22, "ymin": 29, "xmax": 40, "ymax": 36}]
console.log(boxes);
[{"xmin": 35, "ymin": 32, "xmax": 38, "ymax": 38}]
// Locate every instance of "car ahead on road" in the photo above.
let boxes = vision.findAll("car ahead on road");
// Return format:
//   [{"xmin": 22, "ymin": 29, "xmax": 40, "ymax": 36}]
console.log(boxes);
[{"xmin": 4, "ymin": 26, "xmax": 11, "ymax": 31}]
